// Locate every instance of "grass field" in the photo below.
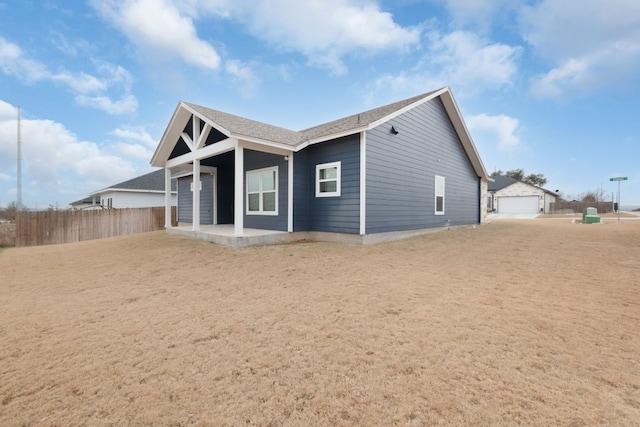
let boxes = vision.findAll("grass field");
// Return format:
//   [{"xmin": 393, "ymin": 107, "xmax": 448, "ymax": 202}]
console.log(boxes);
[{"xmin": 1, "ymin": 219, "xmax": 639, "ymax": 426}]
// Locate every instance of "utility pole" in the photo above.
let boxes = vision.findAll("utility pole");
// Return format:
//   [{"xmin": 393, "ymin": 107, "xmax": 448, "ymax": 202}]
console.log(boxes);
[{"xmin": 17, "ymin": 106, "xmax": 22, "ymax": 210}]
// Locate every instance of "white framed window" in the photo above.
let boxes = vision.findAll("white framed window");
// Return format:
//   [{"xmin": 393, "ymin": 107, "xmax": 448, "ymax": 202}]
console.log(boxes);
[
  {"xmin": 435, "ymin": 175, "xmax": 445, "ymax": 215},
  {"xmin": 246, "ymin": 166, "xmax": 278, "ymax": 215},
  {"xmin": 316, "ymin": 161, "xmax": 341, "ymax": 197}
]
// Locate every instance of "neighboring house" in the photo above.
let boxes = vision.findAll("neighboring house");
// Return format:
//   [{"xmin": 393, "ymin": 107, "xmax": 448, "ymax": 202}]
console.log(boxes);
[
  {"xmin": 150, "ymin": 87, "xmax": 490, "ymax": 246},
  {"xmin": 488, "ymin": 175, "xmax": 557, "ymax": 214},
  {"xmin": 70, "ymin": 169, "xmax": 177, "ymax": 210}
]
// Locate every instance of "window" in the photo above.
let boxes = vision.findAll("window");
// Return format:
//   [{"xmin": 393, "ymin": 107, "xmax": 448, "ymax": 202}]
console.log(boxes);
[
  {"xmin": 316, "ymin": 161, "xmax": 341, "ymax": 197},
  {"xmin": 246, "ymin": 167, "xmax": 278, "ymax": 215},
  {"xmin": 435, "ymin": 175, "xmax": 445, "ymax": 215}
]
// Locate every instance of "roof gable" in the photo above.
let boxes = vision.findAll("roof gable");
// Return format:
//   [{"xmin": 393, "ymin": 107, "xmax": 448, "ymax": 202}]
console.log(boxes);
[{"xmin": 151, "ymin": 87, "xmax": 489, "ymax": 179}]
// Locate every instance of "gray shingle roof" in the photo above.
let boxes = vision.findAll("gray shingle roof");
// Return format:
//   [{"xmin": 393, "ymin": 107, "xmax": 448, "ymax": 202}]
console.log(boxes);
[
  {"xmin": 488, "ymin": 175, "xmax": 519, "ymax": 191},
  {"xmin": 99, "ymin": 169, "xmax": 176, "ymax": 193},
  {"xmin": 183, "ymin": 103, "xmax": 302, "ymax": 146},
  {"xmin": 182, "ymin": 89, "xmax": 440, "ymax": 147},
  {"xmin": 300, "ymin": 91, "xmax": 438, "ymax": 141}
]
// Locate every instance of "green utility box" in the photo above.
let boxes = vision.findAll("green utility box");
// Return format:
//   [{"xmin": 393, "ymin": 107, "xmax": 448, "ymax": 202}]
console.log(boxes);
[{"xmin": 583, "ymin": 207, "xmax": 601, "ymax": 224}]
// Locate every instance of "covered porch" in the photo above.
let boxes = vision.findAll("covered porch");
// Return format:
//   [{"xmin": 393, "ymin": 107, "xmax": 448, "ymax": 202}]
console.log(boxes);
[
  {"xmin": 152, "ymin": 102, "xmax": 298, "ymax": 242},
  {"xmin": 166, "ymin": 224, "xmax": 298, "ymax": 247}
]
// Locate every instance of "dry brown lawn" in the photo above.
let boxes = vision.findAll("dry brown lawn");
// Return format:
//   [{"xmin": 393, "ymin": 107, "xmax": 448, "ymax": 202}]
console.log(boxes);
[{"xmin": 1, "ymin": 220, "xmax": 639, "ymax": 426}]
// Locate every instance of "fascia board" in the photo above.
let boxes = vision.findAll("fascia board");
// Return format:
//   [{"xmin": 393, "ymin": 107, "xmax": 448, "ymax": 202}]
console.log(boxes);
[
  {"xmin": 151, "ymin": 103, "xmax": 191, "ymax": 167},
  {"xmin": 235, "ymin": 138, "xmax": 293, "ymax": 155},
  {"xmin": 295, "ymin": 126, "xmax": 368, "ymax": 151},
  {"xmin": 439, "ymin": 89, "xmax": 490, "ymax": 180},
  {"xmin": 181, "ymin": 103, "xmax": 232, "ymax": 138}
]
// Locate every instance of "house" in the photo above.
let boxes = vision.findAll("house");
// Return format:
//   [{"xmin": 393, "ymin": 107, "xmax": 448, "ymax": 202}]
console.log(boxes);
[
  {"xmin": 69, "ymin": 169, "xmax": 177, "ymax": 210},
  {"xmin": 488, "ymin": 175, "xmax": 557, "ymax": 214},
  {"xmin": 150, "ymin": 87, "xmax": 490, "ymax": 246}
]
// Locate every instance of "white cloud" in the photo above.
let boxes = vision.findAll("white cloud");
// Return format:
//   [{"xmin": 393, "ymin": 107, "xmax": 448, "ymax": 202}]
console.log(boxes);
[
  {"xmin": 91, "ymin": 0, "xmax": 420, "ymax": 76},
  {"xmin": 0, "ymin": 37, "xmax": 137, "ymax": 115},
  {"xmin": 371, "ymin": 31, "xmax": 520, "ymax": 98},
  {"xmin": 0, "ymin": 100, "xmax": 140, "ymax": 206},
  {"xmin": 233, "ymin": 0, "xmax": 421, "ymax": 75},
  {"xmin": 225, "ymin": 59, "xmax": 261, "ymax": 98},
  {"xmin": 466, "ymin": 113, "xmax": 520, "ymax": 151},
  {"xmin": 109, "ymin": 126, "xmax": 157, "ymax": 160},
  {"xmin": 91, "ymin": 0, "xmax": 221, "ymax": 70},
  {"xmin": 112, "ymin": 127, "xmax": 157, "ymax": 147},
  {"xmin": 439, "ymin": 0, "xmax": 520, "ymax": 32},
  {"xmin": 520, "ymin": 0, "xmax": 640, "ymax": 97}
]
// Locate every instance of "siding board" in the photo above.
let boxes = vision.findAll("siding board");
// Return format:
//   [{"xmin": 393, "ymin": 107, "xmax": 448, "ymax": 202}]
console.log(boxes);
[
  {"xmin": 295, "ymin": 134, "xmax": 360, "ymax": 234},
  {"xmin": 243, "ymin": 150, "xmax": 288, "ymax": 231},
  {"xmin": 366, "ymin": 97, "xmax": 479, "ymax": 233}
]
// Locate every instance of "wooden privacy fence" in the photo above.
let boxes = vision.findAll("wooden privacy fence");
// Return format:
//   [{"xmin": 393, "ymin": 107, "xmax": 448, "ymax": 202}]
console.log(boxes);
[{"xmin": 16, "ymin": 207, "xmax": 177, "ymax": 247}]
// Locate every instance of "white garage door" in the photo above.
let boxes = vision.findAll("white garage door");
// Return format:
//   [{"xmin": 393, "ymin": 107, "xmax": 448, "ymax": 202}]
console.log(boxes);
[{"xmin": 498, "ymin": 196, "xmax": 539, "ymax": 214}]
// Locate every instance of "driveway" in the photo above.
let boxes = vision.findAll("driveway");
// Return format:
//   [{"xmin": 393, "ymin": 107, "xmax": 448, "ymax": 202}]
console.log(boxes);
[{"xmin": 487, "ymin": 213, "xmax": 540, "ymax": 220}]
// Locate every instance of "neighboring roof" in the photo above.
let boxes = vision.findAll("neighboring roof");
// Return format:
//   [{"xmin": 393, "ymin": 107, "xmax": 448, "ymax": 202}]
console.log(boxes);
[
  {"xmin": 488, "ymin": 175, "xmax": 520, "ymax": 191},
  {"xmin": 489, "ymin": 175, "xmax": 557, "ymax": 196},
  {"xmin": 151, "ymin": 87, "xmax": 489, "ymax": 179},
  {"xmin": 69, "ymin": 196, "xmax": 96, "ymax": 206},
  {"xmin": 90, "ymin": 169, "xmax": 177, "ymax": 196}
]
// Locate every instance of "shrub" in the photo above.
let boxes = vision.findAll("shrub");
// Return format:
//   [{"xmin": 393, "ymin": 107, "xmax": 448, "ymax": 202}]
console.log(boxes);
[{"xmin": 0, "ymin": 222, "xmax": 16, "ymax": 247}]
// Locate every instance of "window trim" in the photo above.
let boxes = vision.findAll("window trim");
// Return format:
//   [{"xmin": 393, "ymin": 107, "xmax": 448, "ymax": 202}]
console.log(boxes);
[
  {"xmin": 315, "ymin": 161, "xmax": 341, "ymax": 197},
  {"xmin": 246, "ymin": 166, "xmax": 278, "ymax": 216},
  {"xmin": 435, "ymin": 175, "xmax": 445, "ymax": 215}
]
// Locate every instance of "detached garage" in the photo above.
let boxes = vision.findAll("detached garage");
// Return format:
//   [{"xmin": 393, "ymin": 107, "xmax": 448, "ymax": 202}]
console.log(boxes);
[{"xmin": 488, "ymin": 175, "xmax": 557, "ymax": 214}]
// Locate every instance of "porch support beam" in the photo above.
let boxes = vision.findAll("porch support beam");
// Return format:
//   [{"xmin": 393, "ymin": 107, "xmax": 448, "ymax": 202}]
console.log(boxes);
[
  {"xmin": 234, "ymin": 144, "xmax": 244, "ymax": 236},
  {"xmin": 192, "ymin": 159, "xmax": 200, "ymax": 231},
  {"xmin": 166, "ymin": 138, "xmax": 236, "ymax": 168},
  {"xmin": 181, "ymin": 132, "xmax": 194, "ymax": 151},
  {"xmin": 359, "ymin": 131, "xmax": 366, "ymax": 235},
  {"xmin": 287, "ymin": 153, "xmax": 293, "ymax": 232},
  {"xmin": 196, "ymin": 123, "xmax": 212, "ymax": 150},
  {"xmin": 192, "ymin": 117, "xmax": 200, "ymax": 151},
  {"xmin": 164, "ymin": 167, "xmax": 172, "ymax": 229}
]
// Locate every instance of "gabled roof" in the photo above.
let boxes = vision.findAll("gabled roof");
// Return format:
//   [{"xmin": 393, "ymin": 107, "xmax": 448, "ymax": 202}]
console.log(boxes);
[
  {"xmin": 151, "ymin": 87, "xmax": 489, "ymax": 179},
  {"xmin": 489, "ymin": 175, "xmax": 557, "ymax": 196},
  {"xmin": 488, "ymin": 175, "xmax": 519, "ymax": 191},
  {"xmin": 89, "ymin": 169, "xmax": 177, "ymax": 196}
]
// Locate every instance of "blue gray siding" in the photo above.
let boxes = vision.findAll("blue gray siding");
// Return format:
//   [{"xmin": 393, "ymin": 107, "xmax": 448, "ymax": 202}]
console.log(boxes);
[
  {"xmin": 202, "ymin": 151, "xmax": 234, "ymax": 224},
  {"xmin": 243, "ymin": 150, "xmax": 288, "ymax": 231},
  {"xmin": 366, "ymin": 97, "xmax": 479, "ymax": 233},
  {"xmin": 294, "ymin": 135, "xmax": 360, "ymax": 233},
  {"xmin": 177, "ymin": 173, "xmax": 215, "ymax": 224}
]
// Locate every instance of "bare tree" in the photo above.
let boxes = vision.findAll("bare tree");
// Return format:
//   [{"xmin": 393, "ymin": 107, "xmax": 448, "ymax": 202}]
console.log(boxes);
[{"xmin": 0, "ymin": 202, "xmax": 17, "ymax": 221}]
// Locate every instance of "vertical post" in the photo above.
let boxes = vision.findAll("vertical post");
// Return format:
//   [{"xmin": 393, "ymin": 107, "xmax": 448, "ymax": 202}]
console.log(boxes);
[
  {"xmin": 359, "ymin": 131, "xmax": 366, "ymax": 235},
  {"xmin": 287, "ymin": 153, "xmax": 293, "ymax": 233},
  {"xmin": 164, "ymin": 167, "xmax": 172, "ymax": 228},
  {"xmin": 17, "ymin": 106, "xmax": 22, "ymax": 210},
  {"xmin": 618, "ymin": 180, "xmax": 621, "ymax": 222},
  {"xmin": 192, "ymin": 159, "xmax": 200, "ymax": 231},
  {"xmin": 234, "ymin": 144, "xmax": 244, "ymax": 236}
]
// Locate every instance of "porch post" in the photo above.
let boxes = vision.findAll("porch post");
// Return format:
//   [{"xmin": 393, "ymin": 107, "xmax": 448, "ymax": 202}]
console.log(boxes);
[
  {"xmin": 192, "ymin": 159, "xmax": 200, "ymax": 231},
  {"xmin": 359, "ymin": 131, "xmax": 366, "ymax": 235},
  {"xmin": 164, "ymin": 167, "xmax": 172, "ymax": 228},
  {"xmin": 234, "ymin": 144, "xmax": 244, "ymax": 236},
  {"xmin": 287, "ymin": 153, "xmax": 293, "ymax": 232}
]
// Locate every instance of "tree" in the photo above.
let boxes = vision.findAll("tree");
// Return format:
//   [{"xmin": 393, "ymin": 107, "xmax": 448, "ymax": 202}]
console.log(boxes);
[
  {"xmin": 0, "ymin": 202, "xmax": 17, "ymax": 221},
  {"xmin": 491, "ymin": 168, "xmax": 548, "ymax": 187}
]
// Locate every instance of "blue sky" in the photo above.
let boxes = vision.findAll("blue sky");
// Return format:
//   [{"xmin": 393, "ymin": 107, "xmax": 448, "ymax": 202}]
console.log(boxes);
[{"xmin": 1, "ymin": 0, "xmax": 639, "ymax": 209}]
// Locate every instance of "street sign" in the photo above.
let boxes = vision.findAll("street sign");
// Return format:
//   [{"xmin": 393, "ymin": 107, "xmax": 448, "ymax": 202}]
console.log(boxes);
[{"xmin": 609, "ymin": 177, "xmax": 628, "ymax": 221}]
